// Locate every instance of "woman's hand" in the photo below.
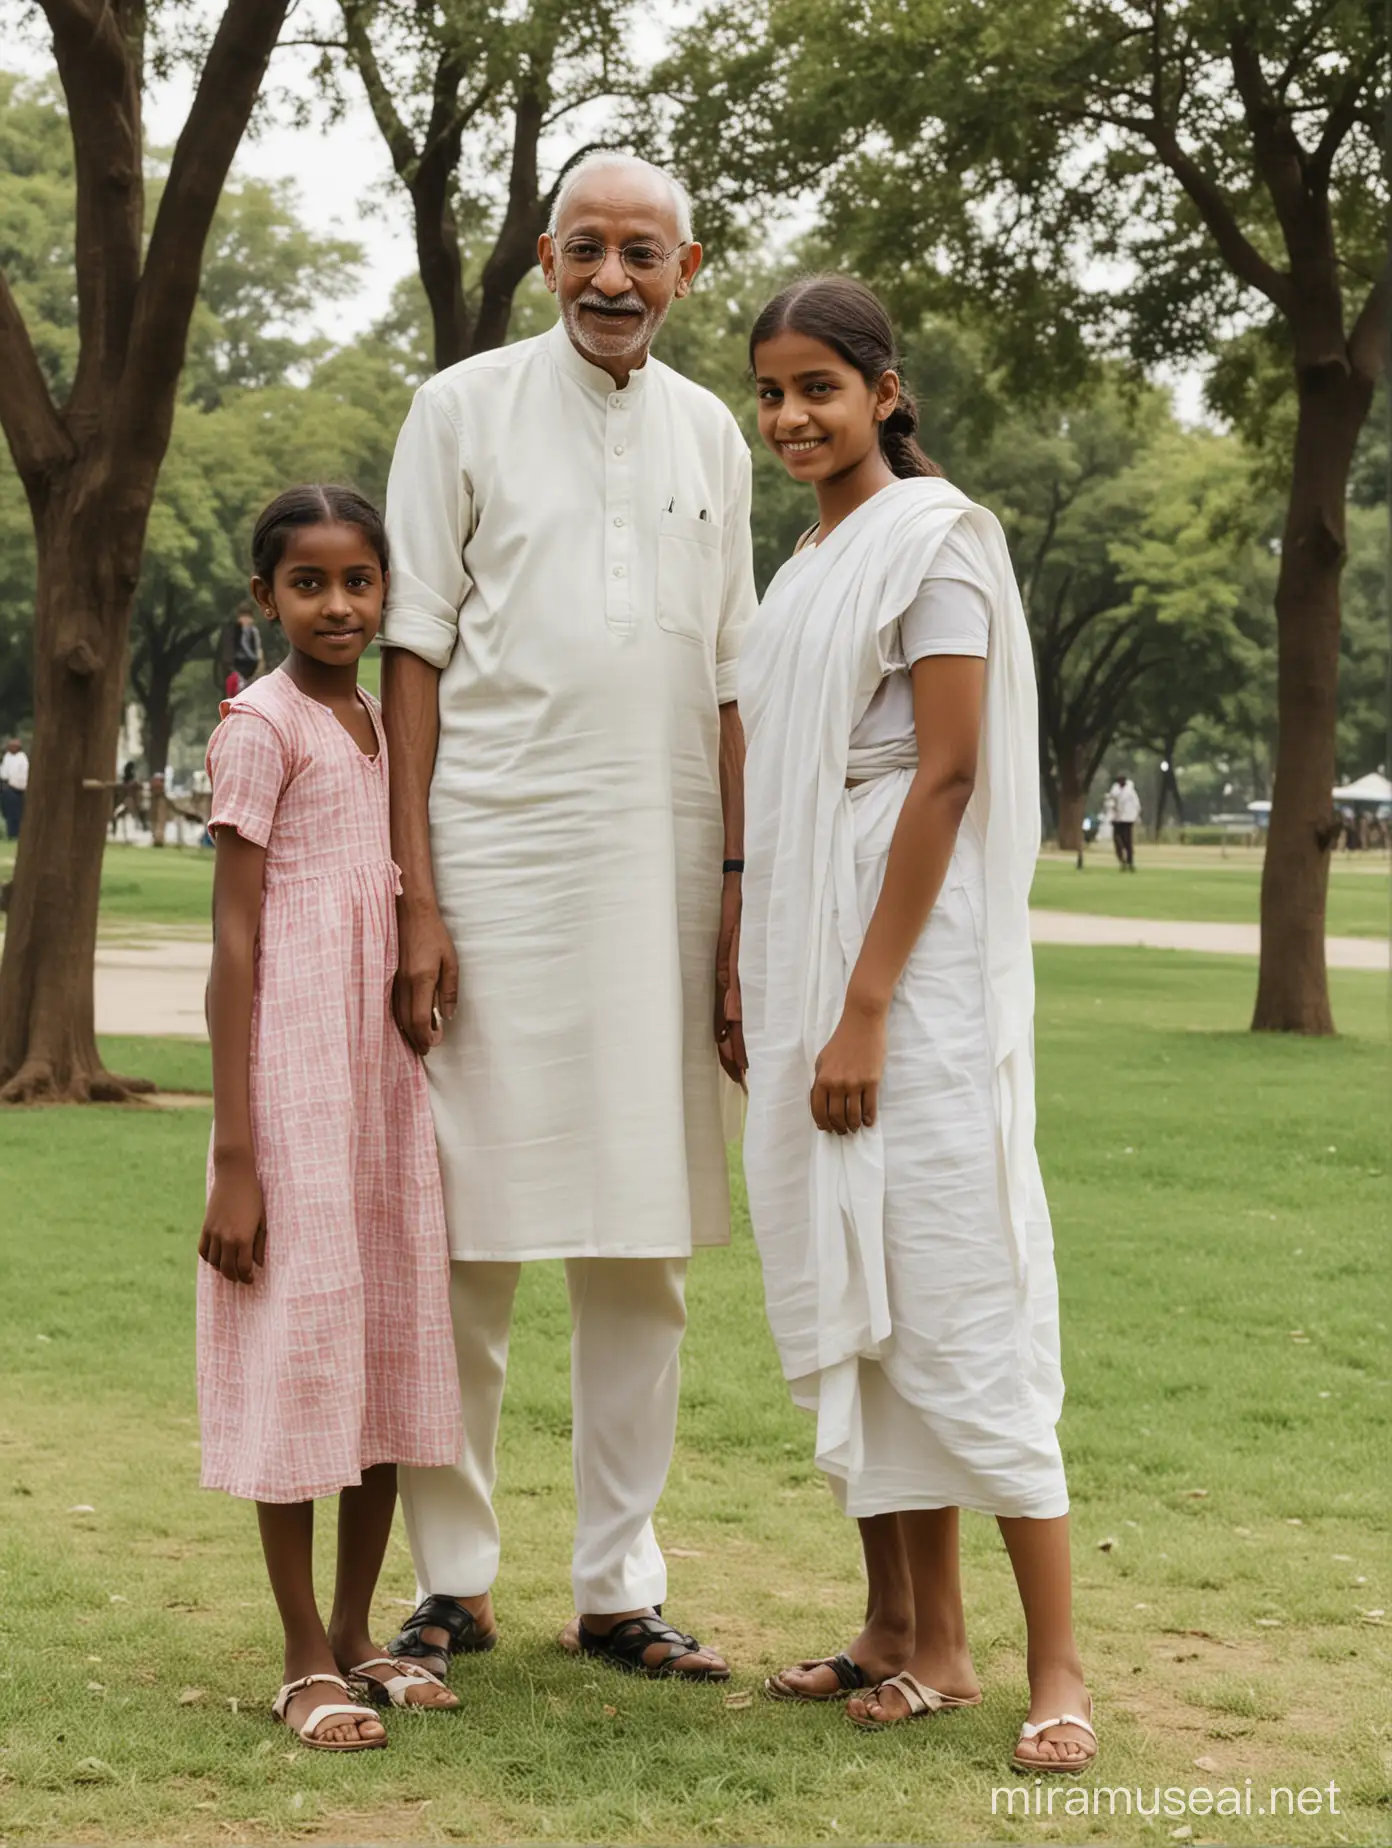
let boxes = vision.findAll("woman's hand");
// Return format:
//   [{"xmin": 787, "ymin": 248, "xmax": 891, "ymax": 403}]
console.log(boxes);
[
  {"xmin": 810, "ymin": 997, "xmax": 887, "ymax": 1134},
  {"xmin": 199, "ymin": 1152, "xmax": 266, "ymax": 1285}
]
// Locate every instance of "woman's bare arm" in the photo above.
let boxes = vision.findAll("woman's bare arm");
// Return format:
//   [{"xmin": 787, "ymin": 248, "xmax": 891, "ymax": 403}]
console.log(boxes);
[{"xmin": 811, "ymin": 653, "xmax": 986, "ymax": 1134}]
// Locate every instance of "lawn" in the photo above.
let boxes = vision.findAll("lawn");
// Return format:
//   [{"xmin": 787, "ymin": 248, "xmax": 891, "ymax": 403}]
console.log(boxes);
[
  {"xmin": 1030, "ymin": 856, "xmax": 1388, "ymax": 940},
  {"xmin": 4, "ymin": 839, "xmax": 1385, "ymax": 945},
  {"xmin": 2, "ymin": 950, "xmax": 1388, "ymax": 1845}
]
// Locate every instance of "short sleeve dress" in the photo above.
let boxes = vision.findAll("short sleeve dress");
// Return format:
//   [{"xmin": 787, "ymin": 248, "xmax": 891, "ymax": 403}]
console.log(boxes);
[{"xmin": 197, "ymin": 669, "xmax": 462, "ymax": 1503}]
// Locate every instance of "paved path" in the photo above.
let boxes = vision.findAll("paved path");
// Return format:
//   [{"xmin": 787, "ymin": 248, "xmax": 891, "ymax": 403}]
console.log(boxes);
[
  {"xmin": 94, "ymin": 915, "xmax": 1389, "ymax": 1039},
  {"xmin": 1029, "ymin": 909, "xmax": 1389, "ymax": 970}
]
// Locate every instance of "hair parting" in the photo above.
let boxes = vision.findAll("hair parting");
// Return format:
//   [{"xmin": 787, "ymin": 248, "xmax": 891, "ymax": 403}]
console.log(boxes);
[
  {"xmin": 251, "ymin": 484, "xmax": 390, "ymax": 583},
  {"xmin": 749, "ymin": 275, "xmax": 943, "ymax": 480}
]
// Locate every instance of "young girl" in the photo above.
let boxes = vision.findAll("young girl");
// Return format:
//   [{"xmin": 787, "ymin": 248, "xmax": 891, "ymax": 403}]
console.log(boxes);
[
  {"xmin": 738, "ymin": 280, "xmax": 1094, "ymax": 1772},
  {"xmin": 199, "ymin": 485, "xmax": 463, "ymax": 1751}
]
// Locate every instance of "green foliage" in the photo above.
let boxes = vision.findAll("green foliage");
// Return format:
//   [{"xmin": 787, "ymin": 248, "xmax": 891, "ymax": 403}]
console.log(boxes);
[
  {"xmin": 178, "ymin": 179, "xmax": 361, "ymax": 410},
  {"xmin": 665, "ymin": 0, "xmax": 1386, "ymax": 387},
  {"xmin": 0, "ymin": 73, "xmax": 77, "ymax": 399}
]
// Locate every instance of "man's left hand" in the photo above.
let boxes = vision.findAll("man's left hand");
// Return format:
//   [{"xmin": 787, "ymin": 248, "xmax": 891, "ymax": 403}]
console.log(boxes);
[{"xmin": 715, "ymin": 874, "xmax": 747, "ymax": 1087}]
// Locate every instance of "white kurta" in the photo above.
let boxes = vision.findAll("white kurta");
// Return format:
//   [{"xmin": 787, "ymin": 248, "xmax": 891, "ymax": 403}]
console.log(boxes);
[
  {"xmin": 739, "ymin": 478, "xmax": 1067, "ymax": 1519},
  {"xmin": 381, "ymin": 320, "xmax": 756, "ymax": 1261}
]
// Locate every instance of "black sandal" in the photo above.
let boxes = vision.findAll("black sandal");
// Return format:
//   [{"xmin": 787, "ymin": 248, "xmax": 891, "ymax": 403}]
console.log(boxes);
[
  {"xmin": 577, "ymin": 1611, "xmax": 730, "ymax": 1681},
  {"xmin": 765, "ymin": 1652, "xmax": 872, "ymax": 1702},
  {"xmin": 388, "ymin": 1595, "xmax": 498, "ymax": 1673}
]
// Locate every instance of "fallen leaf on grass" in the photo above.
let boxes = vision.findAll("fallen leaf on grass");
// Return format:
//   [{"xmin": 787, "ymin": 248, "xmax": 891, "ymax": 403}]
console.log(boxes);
[
  {"xmin": 602, "ymin": 1704, "xmax": 618, "ymax": 1718},
  {"xmin": 86, "ymin": 1682, "xmax": 105, "ymax": 1693},
  {"xmin": 1255, "ymin": 1618, "xmax": 1282, "ymax": 1628},
  {"xmin": 1096, "ymin": 1537, "xmax": 1116, "ymax": 1552},
  {"xmin": 667, "ymin": 1548, "xmax": 703, "ymax": 1559},
  {"xmin": 36, "ymin": 1333, "xmax": 51, "ymax": 1343},
  {"xmin": 194, "ymin": 1802, "xmax": 217, "ymax": 1811},
  {"xmin": 724, "ymin": 1691, "xmax": 754, "ymax": 1710},
  {"xmin": 1185, "ymin": 1489, "xmax": 1209, "ymax": 1499},
  {"xmin": 68, "ymin": 1505, "xmax": 95, "ymax": 1514},
  {"xmin": 108, "ymin": 1594, "xmax": 127, "ymax": 1603},
  {"xmin": 1331, "ymin": 1554, "xmax": 1354, "ymax": 1562},
  {"xmin": 1288, "ymin": 1331, "xmax": 1310, "ymax": 1344},
  {"xmin": 227, "ymin": 1697, "xmax": 239, "ymax": 1715},
  {"xmin": 1193, "ymin": 1756, "xmax": 1221, "ymax": 1773},
  {"xmin": 1285, "ymin": 1518, "xmax": 1303, "ymax": 1526},
  {"xmin": 1170, "ymin": 1828, "xmax": 1193, "ymax": 1842},
  {"xmin": 179, "ymin": 1688, "xmax": 206, "ymax": 1705},
  {"xmin": 71, "ymin": 1758, "xmax": 116, "ymax": 1783}
]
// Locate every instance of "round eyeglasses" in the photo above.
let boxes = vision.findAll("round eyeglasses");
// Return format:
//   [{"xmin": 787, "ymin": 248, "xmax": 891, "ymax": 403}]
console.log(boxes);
[{"xmin": 556, "ymin": 237, "xmax": 691, "ymax": 280}]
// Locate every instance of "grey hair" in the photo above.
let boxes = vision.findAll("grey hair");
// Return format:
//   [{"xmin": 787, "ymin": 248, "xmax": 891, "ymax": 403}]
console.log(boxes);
[{"xmin": 547, "ymin": 153, "xmax": 694, "ymax": 244}]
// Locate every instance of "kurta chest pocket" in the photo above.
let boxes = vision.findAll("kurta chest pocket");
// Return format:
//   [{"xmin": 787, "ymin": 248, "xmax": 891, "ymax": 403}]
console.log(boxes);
[{"xmin": 656, "ymin": 510, "xmax": 722, "ymax": 644}]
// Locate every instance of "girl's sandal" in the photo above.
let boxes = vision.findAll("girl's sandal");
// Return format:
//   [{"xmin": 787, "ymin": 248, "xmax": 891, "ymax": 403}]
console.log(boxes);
[
  {"xmin": 1011, "ymin": 1711, "xmax": 1097, "ymax": 1775},
  {"xmin": 349, "ymin": 1656, "xmax": 459, "ymax": 1710},
  {"xmin": 847, "ymin": 1671, "xmax": 983, "ymax": 1730},
  {"xmin": 271, "ymin": 1672, "xmax": 386, "ymax": 1751},
  {"xmin": 765, "ymin": 1653, "xmax": 872, "ymax": 1702}
]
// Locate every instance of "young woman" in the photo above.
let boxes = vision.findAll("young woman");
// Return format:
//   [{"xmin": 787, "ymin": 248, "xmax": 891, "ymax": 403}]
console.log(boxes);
[
  {"xmin": 738, "ymin": 279, "xmax": 1094, "ymax": 1772},
  {"xmin": 199, "ymin": 486, "xmax": 463, "ymax": 1750}
]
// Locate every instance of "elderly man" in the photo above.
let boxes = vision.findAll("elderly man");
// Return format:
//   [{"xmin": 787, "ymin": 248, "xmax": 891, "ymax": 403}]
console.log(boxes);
[{"xmin": 380, "ymin": 154, "xmax": 754, "ymax": 1682}]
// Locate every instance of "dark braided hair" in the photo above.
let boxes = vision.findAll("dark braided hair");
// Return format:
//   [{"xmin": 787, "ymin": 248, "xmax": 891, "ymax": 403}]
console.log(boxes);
[
  {"xmin": 749, "ymin": 276, "xmax": 942, "ymax": 480},
  {"xmin": 251, "ymin": 484, "xmax": 390, "ymax": 583}
]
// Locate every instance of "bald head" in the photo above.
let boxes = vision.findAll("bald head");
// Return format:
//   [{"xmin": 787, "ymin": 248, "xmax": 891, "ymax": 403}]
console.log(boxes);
[{"xmin": 549, "ymin": 154, "xmax": 693, "ymax": 245}]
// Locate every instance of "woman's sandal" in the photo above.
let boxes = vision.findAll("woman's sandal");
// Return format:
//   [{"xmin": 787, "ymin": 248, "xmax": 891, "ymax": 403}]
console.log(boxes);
[
  {"xmin": 765, "ymin": 1653, "xmax": 872, "ymax": 1702},
  {"xmin": 348, "ymin": 1656, "xmax": 459, "ymax": 1710},
  {"xmin": 577, "ymin": 1611, "xmax": 730, "ymax": 1681},
  {"xmin": 1011, "ymin": 1709, "xmax": 1097, "ymax": 1775},
  {"xmin": 271, "ymin": 1672, "xmax": 386, "ymax": 1751},
  {"xmin": 847, "ymin": 1671, "xmax": 983, "ymax": 1730},
  {"xmin": 387, "ymin": 1594, "xmax": 498, "ymax": 1676}
]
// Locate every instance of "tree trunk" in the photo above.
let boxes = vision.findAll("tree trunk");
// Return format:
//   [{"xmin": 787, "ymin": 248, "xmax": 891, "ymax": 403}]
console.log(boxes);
[
  {"xmin": 0, "ymin": 483, "xmax": 155, "ymax": 1101},
  {"xmin": 414, "ymin": 178, "xmax": 469, "ymax": 372},
  {"xmin": 1251, "ymin": 364, "xmax": 1369, "ymax": 1035},
  {"xmin": 1056, "ymin": 749, "xmax": 1088, "ymax": 852},
  {"xmin": 144, "ymin": 659, "xmax": 175, "ymax": 786}
]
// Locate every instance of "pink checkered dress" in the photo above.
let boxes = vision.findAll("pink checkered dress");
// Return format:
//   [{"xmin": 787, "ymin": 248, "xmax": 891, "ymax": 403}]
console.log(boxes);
[{"xmin": 197, "ymin": 669, "xmax": 462, "ymax": 1502}]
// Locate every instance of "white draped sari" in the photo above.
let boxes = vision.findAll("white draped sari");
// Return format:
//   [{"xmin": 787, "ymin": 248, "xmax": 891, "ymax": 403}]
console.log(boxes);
[{"xmin": 739, "ymin": 478, "xmax": 1067, "ymax": 1519}]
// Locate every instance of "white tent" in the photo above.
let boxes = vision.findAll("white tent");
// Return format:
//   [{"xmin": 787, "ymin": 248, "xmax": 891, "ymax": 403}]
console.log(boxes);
[{"xmin": 1333, "ymin": 771, "xmax": 1392, "ymax": 805}]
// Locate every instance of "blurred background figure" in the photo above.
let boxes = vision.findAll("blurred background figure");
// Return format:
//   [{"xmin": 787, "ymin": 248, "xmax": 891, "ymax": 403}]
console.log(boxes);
[
  {"xmin": 0, "ymin": 737, "xmax": 28, "ymax": 839},
  {"xmin": 1108, "ymin": 773, "xmax": 1140, "ymax": 871}
]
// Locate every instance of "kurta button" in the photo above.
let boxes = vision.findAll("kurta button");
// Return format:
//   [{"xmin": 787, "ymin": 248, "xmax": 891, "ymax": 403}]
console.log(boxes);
[
  {"xmin": 613, "ymin": 443, "xmax": 626, "ymax": 456},
  {"xmin": 613, "ymin": 564, "xmax": 626, "ymax": 578},
  {"xmin": 611, "ymin": 396, "xmax": 626, "ymax": 408},
  {"xmin": 613, "ymin": 516, "xmax": 626, "ymax": 528}
]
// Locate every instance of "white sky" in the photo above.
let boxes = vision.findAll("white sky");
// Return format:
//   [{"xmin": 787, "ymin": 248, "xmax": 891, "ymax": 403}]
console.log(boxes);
[{"xmin": 5, "ymin": 14, "xmax": 1207, "ymax": 421}]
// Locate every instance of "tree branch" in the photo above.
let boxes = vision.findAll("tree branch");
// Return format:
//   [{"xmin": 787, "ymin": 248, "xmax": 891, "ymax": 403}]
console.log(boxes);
[
  {"xmin": 119, "ymin": 0, "xmax": 293, "ymax": 483},
  {"xmin": 1347, "ymin": 265, "xmax": 1389, "ymax": 384},
  {"xmin": 1308, "ymin": 46, "xmax": 1383, "ymax": 188},
  {"xmin": 339, "ymin": 0, "xmax": 418, "ymax": 177},
  {"xmin": 0, "ymin": 269, "xmax": 73, "ymax": 488},
  {"xmin": 1147, "ymin": 122, "xmax": 1292, "ymax": 313}
]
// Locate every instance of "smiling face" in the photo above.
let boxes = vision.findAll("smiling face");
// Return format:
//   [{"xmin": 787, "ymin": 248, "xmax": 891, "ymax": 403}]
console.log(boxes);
[
  {"xmin": 252, "ymin": 522, "xmax": 385, "ymax": 670},
  {"xmin": 539, "ymin": 166, "xmax": 702, "ymax": 378},
  {"xmin": 753, "ymin": 328, "xmax": 900, "ymax": 483}
]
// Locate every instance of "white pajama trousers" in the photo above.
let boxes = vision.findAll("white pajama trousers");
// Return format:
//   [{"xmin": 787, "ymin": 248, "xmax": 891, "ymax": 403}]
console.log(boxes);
[{"xmin": 398, "ymin": 1256, "xmax": 687, "ymax": 1613}]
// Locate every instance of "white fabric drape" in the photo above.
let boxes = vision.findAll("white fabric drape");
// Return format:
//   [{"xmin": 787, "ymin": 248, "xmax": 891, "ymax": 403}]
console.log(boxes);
[{"xmin": 739, "ymin": 477, "xmax": 1065, "ymax": 1508}]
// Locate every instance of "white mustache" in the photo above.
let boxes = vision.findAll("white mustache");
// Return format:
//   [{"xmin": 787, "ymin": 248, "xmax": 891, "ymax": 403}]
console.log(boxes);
[{"xmin": 578, "ymin": 292, "xmax": 646, "ymax": 315}]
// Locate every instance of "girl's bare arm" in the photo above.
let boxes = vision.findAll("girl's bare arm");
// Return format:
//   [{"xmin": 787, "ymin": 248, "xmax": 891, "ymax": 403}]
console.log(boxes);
[
  {"xmin": 812, "ymin": 654, "xmax": 985, "ymax": 1134},
  {"xmin": 845, "ymin": 655, "xmax": 985, "ymax": 1015},
  {"xmin": 200, "ymin": 829, "xmax": 267, "ymax": 1283}
]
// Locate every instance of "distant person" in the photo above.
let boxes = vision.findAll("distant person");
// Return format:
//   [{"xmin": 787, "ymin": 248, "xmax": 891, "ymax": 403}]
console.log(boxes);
[
  {"xmin": 199, "ymin": 486, "xmax": 461, "ymax": 1751},
  {"xmin": 231, "ymin": 605, "xmax": 265, "ymax": 691},
  {"xmin": 1108, "ymin": 774, "xmax": 1140, "ymax": 870},
  {"xmin": 1, "ymin": 738, "xmax": 28, "ymax": 839}
]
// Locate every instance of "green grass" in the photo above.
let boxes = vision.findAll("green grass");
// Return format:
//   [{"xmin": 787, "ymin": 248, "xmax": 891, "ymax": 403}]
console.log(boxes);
[
  {"xmin": 2, "ymin": 950, "xmax": 1388, "ymax": 1844},
  {"xmin": 1031, "ymin": 856, "xmax": 1389, "ymax": 939}
]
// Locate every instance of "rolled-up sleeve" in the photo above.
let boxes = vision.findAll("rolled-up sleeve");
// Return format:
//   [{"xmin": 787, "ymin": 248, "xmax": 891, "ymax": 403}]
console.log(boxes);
[
  {"xmin": 717, "ymin": 439, "xmax": 756, "ymax": 705},
  {"xmin": 381, "ymin": 384, "xmax": 474, "ymax": 671}
]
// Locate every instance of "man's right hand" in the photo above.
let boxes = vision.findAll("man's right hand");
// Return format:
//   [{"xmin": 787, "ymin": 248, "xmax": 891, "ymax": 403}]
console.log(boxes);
[{"xmin": 395, "ymin": 901, "xmax": 460, "ymax": 1055}]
